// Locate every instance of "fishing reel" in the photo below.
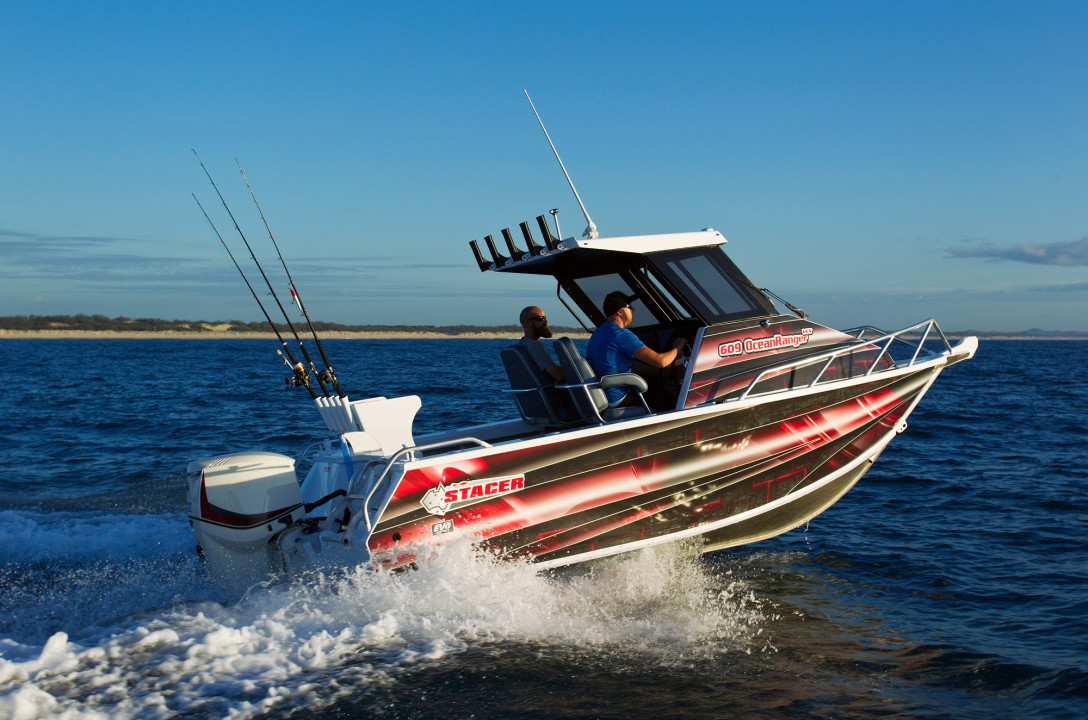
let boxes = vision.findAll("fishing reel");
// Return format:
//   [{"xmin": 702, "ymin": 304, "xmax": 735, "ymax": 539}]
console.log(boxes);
[
  {"xmin": 284, "ymin": 373, "xmax": 311, "ymax": 391},
  {"xmin": 316, "ymin": 368, "xmax": 337, "ymax": 386},
  {"xmin": 282, "ymin": 359, "xmax": 310, "ymax": 391}
]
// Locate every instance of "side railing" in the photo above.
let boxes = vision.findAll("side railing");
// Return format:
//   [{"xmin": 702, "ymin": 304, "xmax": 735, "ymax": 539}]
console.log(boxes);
[
  {"xmin": 337, "ymin": 436, "xmax": 493, "ymax": 545},
  {"xmin": 736, "ymin": 319, "xmax": 954, "ymax": 400},
  {"xmin": 294, "ymin": 438, "xmax": 333, "ymax": 480}
]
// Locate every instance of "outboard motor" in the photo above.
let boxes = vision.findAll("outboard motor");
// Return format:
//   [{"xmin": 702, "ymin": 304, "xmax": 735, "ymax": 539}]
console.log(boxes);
[{"xmin": 187, "ymin": 452, "xmax": 304, "ymax": 593}]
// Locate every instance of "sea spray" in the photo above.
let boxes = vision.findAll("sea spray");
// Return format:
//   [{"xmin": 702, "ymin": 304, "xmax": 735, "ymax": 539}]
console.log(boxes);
[
  {"xmin": 0, "ymin": 509, "xmax": 214, "ymax": 646},
  {"xmin": 0, "ymin": 538, "xmax": 768, "ymax": 719}
]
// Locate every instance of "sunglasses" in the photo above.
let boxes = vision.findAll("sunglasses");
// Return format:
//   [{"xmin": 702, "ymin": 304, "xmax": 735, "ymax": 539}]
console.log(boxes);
[{"xmin": 530, "ymin": 315, "xmax": 547, "ymax": 321}]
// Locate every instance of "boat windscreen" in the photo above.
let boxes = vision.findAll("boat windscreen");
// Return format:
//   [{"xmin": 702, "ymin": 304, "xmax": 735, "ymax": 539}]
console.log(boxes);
[
  {"xmin": 650, "ymin": 248, "xmax": 773, "ymax": 323},
  {"xmin": 638, "ymin": 265, "xmax": 694, "ymax": 321}
]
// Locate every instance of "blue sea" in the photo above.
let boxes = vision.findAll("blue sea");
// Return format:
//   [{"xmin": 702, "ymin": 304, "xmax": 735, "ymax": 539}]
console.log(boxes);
[{"xmin": 0, "ymin": 338, "xmax": 1085, "ymax": 719}]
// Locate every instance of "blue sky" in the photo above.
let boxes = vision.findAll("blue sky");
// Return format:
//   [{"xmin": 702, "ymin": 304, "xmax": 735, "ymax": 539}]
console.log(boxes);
[{"xmin": 2, "ymin": 2, "xmax": 1086, "ymax": 332}]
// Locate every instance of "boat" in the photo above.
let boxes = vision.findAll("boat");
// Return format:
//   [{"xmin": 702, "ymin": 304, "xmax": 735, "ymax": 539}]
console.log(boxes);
[
  {"xmin": 187, "ymin": 100, "xmax": 975, "ymax": 592},
  {"xmin": 186, "ymin": 210, "xmax": 977, "ymax": 593}
]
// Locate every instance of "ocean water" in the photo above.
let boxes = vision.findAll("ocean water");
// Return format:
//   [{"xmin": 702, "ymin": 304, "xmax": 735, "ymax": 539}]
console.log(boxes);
[{"xmin": 0, "ymin": 338, "xmax": 1084, "ymax": 720}]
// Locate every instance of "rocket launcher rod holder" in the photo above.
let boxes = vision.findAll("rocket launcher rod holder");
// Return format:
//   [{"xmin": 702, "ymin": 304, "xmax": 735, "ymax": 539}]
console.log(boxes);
[
  {"xmin": 536, "ymin": 215, "xmax": 560, "ymax": 250},
  {"xmin": 502, "ymin": 228, "xmax": 527, "ymax": 261},
  {"xmin": 520, "ymin": 221, "xmax": 545, "ymax": 256},
  {"xmin": 484, "ymin": 235, "xmax": 509, "ymax": 266},
  {"xmin": 467, "ymin": 212, "xmax": 567, "ymax": 270},
  {"xmin": 469, "ymin": 240, "xmax": 493, "ymax": 271}
]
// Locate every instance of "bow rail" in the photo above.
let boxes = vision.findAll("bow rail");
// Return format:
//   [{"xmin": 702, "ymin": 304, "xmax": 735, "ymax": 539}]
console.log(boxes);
[{"xmin": 737, "ymin": 319, "xmax": 955, "ymax": 400}]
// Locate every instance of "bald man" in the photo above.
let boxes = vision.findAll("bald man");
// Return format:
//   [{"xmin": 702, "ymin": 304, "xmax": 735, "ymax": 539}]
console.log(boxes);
[{"xmin": 518, "ymin": 305, "xmax": 563, "ymax": 381}]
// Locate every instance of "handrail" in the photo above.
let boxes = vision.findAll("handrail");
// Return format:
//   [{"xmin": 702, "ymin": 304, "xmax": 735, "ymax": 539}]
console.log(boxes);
[
  {"xmin": 342, "ymin": 435, "xmax": 494, "ymax": 541},
  {"xmin": 737, "ymin": 319, "xmax": 953, "ymax": 401},
  {"xmin": 865, "ymin": 334, "xmax": 897, "ymax": 377},
  {"xmin": 846, "ymin": 322, "xmax": 954, "ymax": 356},
  {"xmin": 909, "ymin": 322, "xmax": 933, "ymax": 366},
  {"xmin": 294, "ymin": 439, "xmax": 330, "ymax": 468},
  {"xmin": 293, "ymin": 438, "xmax": 334, "ymax": 485}
]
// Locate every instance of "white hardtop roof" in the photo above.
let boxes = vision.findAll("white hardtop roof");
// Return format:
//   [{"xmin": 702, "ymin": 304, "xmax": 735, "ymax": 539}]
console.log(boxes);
[
  {"xmin": 492, "ymin": 227, "xmax": 726, "ymax": 273},
  {"xmin": 568, "ymin": 228, "xmax": 725, "ymax": 253}
]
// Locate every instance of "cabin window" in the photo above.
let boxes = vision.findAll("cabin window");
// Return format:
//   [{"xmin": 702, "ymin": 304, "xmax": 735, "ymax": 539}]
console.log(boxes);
[
  {"xmin": 574, "ymin": 273, "xmax": 658, "ymax": 322},
  {"xmin": 638, "ymin": 267, "xmax": 694, "ymax": 321},
  {"xmin": 652, "ymin": 249, "xmax": 770, "ymax": 323}
]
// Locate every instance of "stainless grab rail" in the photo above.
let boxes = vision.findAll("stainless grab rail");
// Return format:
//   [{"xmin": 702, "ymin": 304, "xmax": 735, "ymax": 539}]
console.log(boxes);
[
  {"xmin": 341, "ymin": 436, "xmax": 494, "ymax": 542},
  {"xmin": 737, "ymin": 319, "xmax": 954, "ymax": 400},
  {"xmin": 291, "ymin": 438, "xmax": 340, "ymax": 491}
]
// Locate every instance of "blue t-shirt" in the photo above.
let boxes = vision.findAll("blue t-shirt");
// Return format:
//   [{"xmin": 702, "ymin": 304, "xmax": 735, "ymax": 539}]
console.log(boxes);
[{"xmin": 586, "ymin": 322, "xmax": 645, "ymax": 404}]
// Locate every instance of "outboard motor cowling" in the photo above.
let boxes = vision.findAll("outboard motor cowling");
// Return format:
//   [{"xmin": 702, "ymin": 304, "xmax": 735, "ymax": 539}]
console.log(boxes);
[{"xmin": 187, "ymin": 451, "xmax": 303, "ymax": 593}]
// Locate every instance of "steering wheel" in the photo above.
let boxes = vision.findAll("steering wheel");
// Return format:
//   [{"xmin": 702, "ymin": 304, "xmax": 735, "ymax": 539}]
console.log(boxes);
[{"xmin": 666, "ymin": 329, "xmax": 691, "ymax": 360}]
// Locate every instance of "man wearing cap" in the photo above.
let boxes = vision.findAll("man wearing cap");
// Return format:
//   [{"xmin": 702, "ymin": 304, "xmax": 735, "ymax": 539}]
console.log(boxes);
[{"xmin": 586, "ymin": 291, "xmax": 687, "ymax": 407}]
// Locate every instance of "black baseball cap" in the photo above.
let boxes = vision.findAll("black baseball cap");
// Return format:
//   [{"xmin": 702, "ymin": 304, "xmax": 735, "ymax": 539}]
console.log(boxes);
[{"xmin": 603, "ymin": 291, "xmax": 638, "ymax": 316}]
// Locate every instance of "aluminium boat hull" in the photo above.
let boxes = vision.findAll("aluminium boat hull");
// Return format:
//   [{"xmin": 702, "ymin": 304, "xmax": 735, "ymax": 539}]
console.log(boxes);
[{"xmin": 362, "ymin": 352, "xmax": 955, "ymax": 571}]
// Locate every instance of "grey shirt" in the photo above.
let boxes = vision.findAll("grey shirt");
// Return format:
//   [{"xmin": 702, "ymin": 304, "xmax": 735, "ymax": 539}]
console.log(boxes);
[{"xmin": 519, "ymin": 337, "xmax": 557, "ymax": 375}]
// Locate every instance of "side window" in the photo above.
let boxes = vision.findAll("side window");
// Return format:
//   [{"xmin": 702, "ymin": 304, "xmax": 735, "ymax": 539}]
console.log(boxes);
[{"xmin": 574, "ymin": 273, "xmax": 655, "ymax": 321}]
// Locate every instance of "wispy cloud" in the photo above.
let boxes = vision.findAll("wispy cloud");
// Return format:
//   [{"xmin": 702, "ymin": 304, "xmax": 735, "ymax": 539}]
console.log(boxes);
[
  {"xmin": 0, "ymin": 229, "xmax": 117, "ymax": 252},
  {"xmin": 947, "ymin": 236, "xmax": 1088, "ymax": 266},
  {"xmin": 1025, "ymin": 280, "xmax": 1088, "ymax": 293},
  {"xmin": 0, "ymin": 237, "xmax": 200, "ymax": 281},
  {"xmin": 0, "ymin": 228, "xmax": 478, "ymax": 310},
  {"xmin": 801, "ymin": 278, "xmax": 1088, "ymax": 310}
]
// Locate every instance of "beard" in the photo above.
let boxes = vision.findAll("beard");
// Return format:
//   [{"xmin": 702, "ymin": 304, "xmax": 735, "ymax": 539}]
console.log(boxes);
[{"xmin": 538, "ymin": 326, "xmax": 553, "ymax": 338}]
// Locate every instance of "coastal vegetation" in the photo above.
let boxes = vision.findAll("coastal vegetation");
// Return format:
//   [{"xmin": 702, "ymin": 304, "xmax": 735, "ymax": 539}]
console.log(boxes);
[
  {"xmin": 0, "ymin": 314, "xmax": 583, "ymax": 335},
  {"xmin": 1, "ymin": 315, "xmax": 1084, "ymax": 339}
]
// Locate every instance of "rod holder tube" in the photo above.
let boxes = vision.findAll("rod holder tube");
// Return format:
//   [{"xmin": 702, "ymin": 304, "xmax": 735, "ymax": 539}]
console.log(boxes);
[
  {"xmin": 537, "ymin": 215, "xmax": 560, "ymax": 251},
  {"xmin": 469, "ymin": 240, "xmax": 493, "ymax": 271},
  {"xmin": 520, "ymin": 221, "xmax": 544, "ymax": 256},
  {"xmin": 484, "ymin": 235, "xmax": 509, "ymax": 266},
  {"xmin": 501, "ymin": 227, "xmax": 526, "ymax": 260}
]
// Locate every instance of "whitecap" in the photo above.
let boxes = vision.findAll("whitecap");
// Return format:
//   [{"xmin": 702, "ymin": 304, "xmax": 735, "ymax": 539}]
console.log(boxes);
[{"xmin": 0, "ymin": 539, "xmax": 768, "ymax": 719}]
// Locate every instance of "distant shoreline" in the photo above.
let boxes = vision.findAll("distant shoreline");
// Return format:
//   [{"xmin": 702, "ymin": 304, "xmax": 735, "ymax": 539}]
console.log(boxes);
[
  {"xmin": 0, "ymin": 329, "xmax": 533, "ymax": 340},
  {"xmin": 0, "ymin": 329, "xmax": 1082, "ymax": 341}
]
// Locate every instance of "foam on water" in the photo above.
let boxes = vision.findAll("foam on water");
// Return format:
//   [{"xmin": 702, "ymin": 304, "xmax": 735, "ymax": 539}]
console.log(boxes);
[
  {"xmin": 0, "ymin": 509, "xmax": 215, "ymax": 651},
  {"xmin": 0, "ymin": 510, "xmax": 191, "ymax": 565},
  {"xmin": 0, "ymin": 534, "xmax": 768, "ymax": 719}
]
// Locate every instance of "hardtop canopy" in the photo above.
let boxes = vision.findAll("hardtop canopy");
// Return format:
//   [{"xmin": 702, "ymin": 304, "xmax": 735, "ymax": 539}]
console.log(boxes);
[
  {"xmin": 487, "ymin": 228, "xmax": 727, "ymax": 276},
  {"xmin": 469, "ymin": 221, "xmax": 775, "ymax": 327}
]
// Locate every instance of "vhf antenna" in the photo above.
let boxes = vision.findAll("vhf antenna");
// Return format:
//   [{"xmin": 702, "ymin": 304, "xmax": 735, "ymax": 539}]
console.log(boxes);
[{"xmin": 524, "ymin": 90, "xmax": 598, "ymax": 240}]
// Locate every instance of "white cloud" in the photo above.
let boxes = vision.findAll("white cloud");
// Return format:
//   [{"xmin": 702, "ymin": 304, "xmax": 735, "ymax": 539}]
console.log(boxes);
[{"xmin": 947, "ymin": 236, "xmax": 1088, "ymax": 267}]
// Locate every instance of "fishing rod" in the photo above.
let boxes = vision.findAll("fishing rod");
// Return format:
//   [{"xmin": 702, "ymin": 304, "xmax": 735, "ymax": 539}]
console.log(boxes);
[
  {"xmin": 236, "ymin": 160, "xmax": 345, "ymax": 397},
  {"xmin": 192, "ymin": 150, "xmax": 331, "ymax": 397},
  {"xmin": 193, "ymin": 194, "xmax": 318, "ymax": 398}
]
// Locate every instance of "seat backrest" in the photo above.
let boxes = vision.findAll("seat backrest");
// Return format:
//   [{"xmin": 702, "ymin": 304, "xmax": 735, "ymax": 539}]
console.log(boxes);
[
  {"xmin": 500, "ymin": 345, "xmax": 564, "ymax": 425},
  {"xmin": 554, "ymin": 337, "xmax": 609, "ymax": 420}
]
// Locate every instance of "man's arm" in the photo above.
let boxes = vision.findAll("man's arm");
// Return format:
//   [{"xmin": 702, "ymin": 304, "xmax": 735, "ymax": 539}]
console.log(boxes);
[
  {"xmin": 632, "ymin": 338, "xmax": 687, "ymax": 369},
  {"xmin": 523, "ymin": 339, "xmax": 564, "ymax": 381}
]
